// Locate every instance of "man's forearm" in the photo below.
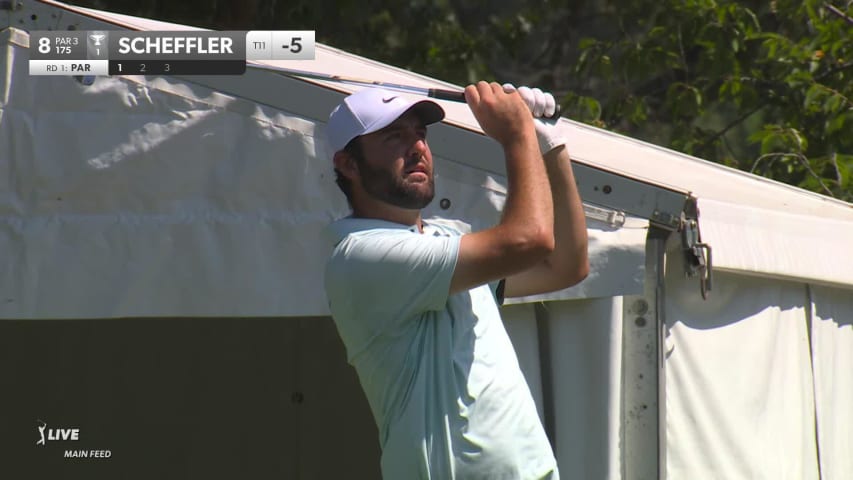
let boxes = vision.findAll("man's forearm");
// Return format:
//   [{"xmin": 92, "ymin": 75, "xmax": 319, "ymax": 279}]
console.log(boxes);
[
  {"xmin": 501, "ymin": 135, "xmax": 554, "ymax": 244},
  {"xmin": 542, "ymin": 145, "xmax": 589, "ymax": 281}
]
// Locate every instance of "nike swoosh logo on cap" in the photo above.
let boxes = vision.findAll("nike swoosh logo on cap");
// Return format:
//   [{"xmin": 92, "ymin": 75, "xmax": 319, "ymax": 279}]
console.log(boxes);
[{"xmin": 382, "ymin": 96, "xmax": 398, "ymax": 103}]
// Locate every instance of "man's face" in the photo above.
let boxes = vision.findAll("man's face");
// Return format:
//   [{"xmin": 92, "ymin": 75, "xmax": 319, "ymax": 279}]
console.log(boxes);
[{"xmin": 355, "ymin": 110, "xmax": 435, "ymax": 210}]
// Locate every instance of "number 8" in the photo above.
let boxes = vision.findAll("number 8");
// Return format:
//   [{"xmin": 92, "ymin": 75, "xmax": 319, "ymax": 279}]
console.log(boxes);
[{"xmin": 38, "ymin": 37, "xmax": 51, "ymax": 54}]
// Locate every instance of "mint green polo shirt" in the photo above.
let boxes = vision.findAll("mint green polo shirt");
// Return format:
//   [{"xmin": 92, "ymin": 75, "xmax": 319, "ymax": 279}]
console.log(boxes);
[{"xmin": 324, "ymin": 217, "xmax": 559, "ymax": 479}]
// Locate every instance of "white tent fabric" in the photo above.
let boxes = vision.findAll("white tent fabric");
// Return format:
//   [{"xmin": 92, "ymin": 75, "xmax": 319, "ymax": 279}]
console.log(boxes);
[
  {"xmin": 0, "ymin": 29, "xmax": 645, "ymax": 318},
  {"xmin": 507, "ymin": 217, "xmax": 647, "ymax": 304},
  {"xmin": 494, "ymin": 299, "xmax": 626, "ymax": 480},
  {"xmin": 543, "ymin": 298, "xmax": 624, "ymax": 480},
  {"xmin": 699, "ymin": 198, "xmax": 853, "ymax": 288},
  {"xmin": 663, "ymin": 239, "xmax": 853, "ymax": 480},
  {"xmin": 809, "ymin": 285, "xmax": 853, "ymax": 479}
]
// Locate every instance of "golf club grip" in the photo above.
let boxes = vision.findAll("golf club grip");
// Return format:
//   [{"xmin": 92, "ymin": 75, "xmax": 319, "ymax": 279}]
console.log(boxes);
[
  {"xmin": 428, "ymin": 88, "xmax": 467, "ymax": 102},
  {"xmin": 428, "ymin": 88, "xmax": 562, "ymax": 119}
]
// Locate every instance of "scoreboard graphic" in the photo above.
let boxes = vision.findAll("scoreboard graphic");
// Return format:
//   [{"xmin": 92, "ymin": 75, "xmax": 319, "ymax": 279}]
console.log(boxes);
[{"xmin": 29, "ymin": 31, "xmax": 315, "ymax": 76}]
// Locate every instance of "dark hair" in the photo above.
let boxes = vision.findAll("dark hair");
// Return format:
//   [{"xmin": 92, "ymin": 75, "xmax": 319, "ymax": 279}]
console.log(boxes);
[{"xmin": 334, "ymin": 137, "xmax": 364, "ymax": 203}]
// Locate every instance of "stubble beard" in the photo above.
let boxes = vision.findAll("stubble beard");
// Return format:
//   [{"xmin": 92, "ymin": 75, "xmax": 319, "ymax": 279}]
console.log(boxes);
[{"xmin": 358, "ymin": 158, "xmax": 435, "ymax": 210}]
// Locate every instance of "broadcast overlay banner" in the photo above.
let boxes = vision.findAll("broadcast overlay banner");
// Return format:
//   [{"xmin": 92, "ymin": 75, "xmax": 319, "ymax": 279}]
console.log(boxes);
[{"xmin": 29, "ymin": 30, "xmax": 315, "ymax": 76}]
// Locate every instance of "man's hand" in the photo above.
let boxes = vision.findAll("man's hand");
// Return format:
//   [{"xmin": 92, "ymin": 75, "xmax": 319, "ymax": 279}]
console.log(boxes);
[
  {"xmin": 463, "ymin": 81, "xmax": 536, "ymax": 147},
  {"xmin": 496, "ymin": 85, "xmax": 588, "ymax": 298},
  {"xmin": 502, "ymin": 84, "xmax": 567, "ymax": 154},
  {"xmin": 450, "ymin": 81, "xmax": 554, "ymax": 295}
]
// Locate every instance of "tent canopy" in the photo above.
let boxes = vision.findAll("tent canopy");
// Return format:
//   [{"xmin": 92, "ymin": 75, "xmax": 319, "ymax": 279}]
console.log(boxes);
[{"xmin": 1, "ymin": 1, "xmax": 851, "ymax": 320}]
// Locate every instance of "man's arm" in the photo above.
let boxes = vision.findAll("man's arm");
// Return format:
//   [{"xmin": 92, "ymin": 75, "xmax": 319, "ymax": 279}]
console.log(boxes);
[
  {"xmin": 503, "ymin": 144, "xmax": 589, "ymax": 298},
  {"xmin": 449, "ymin": 82, "xmax": 555, "ymax": 295}
]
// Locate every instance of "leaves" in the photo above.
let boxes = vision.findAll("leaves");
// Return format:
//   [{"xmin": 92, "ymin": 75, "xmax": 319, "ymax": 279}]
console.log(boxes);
[{"xmin": 550, "ymin": 0, "xmax": 852, "ymax": 200}]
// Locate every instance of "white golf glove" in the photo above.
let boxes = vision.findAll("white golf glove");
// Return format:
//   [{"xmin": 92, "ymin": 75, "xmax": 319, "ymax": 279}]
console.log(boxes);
[{"xmin": 503, "ymin": 83, "xmax": 566, "ymax": 154}]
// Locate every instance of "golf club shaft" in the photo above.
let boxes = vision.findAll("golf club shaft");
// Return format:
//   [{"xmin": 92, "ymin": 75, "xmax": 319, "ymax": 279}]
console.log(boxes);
[{"xmin": 246, "ymin": 63, "xmax": 562, "ymax": 119}]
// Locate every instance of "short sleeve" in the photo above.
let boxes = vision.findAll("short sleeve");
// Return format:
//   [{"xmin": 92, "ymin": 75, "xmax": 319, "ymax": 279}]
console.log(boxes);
[{"xmin": 325, "ymin": 229, "xmax": 461, "ymax": 334}]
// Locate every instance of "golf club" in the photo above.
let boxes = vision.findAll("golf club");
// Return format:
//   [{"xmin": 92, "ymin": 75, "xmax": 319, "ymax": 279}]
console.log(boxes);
[{"xmin": 246, "ymin": 63, "xmax": 562, "ymax": 119}]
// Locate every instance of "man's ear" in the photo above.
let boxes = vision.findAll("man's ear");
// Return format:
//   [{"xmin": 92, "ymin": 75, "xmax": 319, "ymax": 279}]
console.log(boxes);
[{"xmin": 333, "ymin": 150, "xmax": 359, "ymax": 181}]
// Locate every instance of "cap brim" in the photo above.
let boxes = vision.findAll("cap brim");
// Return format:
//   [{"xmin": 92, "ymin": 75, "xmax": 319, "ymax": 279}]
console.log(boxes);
[
  {"xmin": 408, "ymin": 100, "xmax": 445, "ymax": 126},
  {"xmin": 361, "ymin": 98, "xmax": 445, "ymax": 137}
]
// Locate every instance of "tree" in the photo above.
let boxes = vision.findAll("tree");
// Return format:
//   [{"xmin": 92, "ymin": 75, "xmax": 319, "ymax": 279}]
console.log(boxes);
[
  {"xmin": 549, "ymin": 0, "xmax": 853, "ymax": 201},
  {"xmin": 69, "ymin": 0, "xmax": 853, "ymax": 200}
]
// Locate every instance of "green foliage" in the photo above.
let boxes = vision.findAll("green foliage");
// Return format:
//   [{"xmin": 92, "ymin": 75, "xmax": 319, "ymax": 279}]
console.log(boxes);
[
  {"xmin": 67, "ymin": 0, "xmax": 852, "ymax": 201},
  {"xmin": 554, "ymin": 0, "xmax": 851, "ymax": 200}
]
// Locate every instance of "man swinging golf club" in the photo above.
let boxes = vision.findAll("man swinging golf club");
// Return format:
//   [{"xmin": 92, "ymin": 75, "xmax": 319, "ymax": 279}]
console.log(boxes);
[{"xmin": 324, "ymin": 81, "xmax": 589, "ymax": 479}]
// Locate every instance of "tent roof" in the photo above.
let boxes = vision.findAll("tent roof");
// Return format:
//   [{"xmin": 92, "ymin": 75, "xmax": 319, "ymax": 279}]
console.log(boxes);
[
  {"xmin": 10, "ymin": 0, "xmax": 853, "ymax": 290},
  {"xmin": 62, "ymin": 1, "xmax": 852, "ymax": 222}
]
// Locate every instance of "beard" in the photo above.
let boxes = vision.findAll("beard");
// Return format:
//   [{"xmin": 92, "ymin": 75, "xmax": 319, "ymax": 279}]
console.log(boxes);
[{"xmin": 357, "ymin": 156, "xmax": 435, "ymax": 210}]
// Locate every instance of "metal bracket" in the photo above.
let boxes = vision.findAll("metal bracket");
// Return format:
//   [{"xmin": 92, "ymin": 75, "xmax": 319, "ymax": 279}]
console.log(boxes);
[
  {"xmin": 583, "ymin": 203, "xmax": 626, "ymax": 228},
  {"xmin": 681, "ymin": 216, "xmax": 712, "ymax": 299}
]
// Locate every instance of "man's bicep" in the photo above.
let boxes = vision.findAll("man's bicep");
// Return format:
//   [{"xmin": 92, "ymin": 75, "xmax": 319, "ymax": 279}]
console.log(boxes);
[{"xmin": 451, "ymin": 229, "xmax": 546, "ymax": 295}]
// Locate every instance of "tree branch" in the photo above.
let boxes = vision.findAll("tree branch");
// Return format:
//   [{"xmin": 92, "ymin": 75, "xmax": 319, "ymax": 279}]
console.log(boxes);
[
  {"xmin": 824, "ymin": 2, "xmax": 853, "ymax": 26},
  {"xmin": 815, "ymin": 60, "xmax": 853, "ymax": 81},
  {"xmin": 703, "ymin": 104, "xmax": 765, "ymax": 146},
  {"xmin": 751, "ymin": 153, "xmax": 836, "ymax": 197}
]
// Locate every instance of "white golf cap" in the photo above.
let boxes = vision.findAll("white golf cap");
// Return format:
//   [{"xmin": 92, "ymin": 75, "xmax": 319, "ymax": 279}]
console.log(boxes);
[{"xmin": 326, "ymin": 88, "xmax": 445, "ymax": 153}]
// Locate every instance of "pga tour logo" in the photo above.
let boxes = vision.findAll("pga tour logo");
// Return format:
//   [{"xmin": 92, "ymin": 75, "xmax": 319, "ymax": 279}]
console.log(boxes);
[
  {"xmin": 36, "ymin": 419, "xmax": 112, "ymax": 459},
  {"xmin": 37, "ymin": 419, "xmax": 79, "ymax": 445}
]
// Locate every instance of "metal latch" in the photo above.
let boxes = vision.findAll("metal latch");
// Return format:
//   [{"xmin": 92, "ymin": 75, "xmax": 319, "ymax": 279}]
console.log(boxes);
[{"xmin": 681, "ymin": 218, "xmax": 712, "ymax": 299}]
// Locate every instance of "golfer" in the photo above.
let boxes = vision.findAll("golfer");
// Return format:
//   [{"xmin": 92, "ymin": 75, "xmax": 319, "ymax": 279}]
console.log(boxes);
[{"xmin": 324, "ymin": 81, "xmax": 589, "ymax": 479}]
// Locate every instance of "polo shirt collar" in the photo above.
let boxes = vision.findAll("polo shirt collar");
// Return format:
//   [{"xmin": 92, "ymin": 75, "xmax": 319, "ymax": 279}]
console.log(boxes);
[{"xmin": 325, "ymin": 216, "xmax": 425, "ymax": 246}]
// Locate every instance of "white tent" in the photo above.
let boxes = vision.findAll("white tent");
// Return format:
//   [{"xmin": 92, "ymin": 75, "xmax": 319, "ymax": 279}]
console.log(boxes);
[{"xmin": 2, "ymin": 1, "xmax": 851, "ymax": 478}]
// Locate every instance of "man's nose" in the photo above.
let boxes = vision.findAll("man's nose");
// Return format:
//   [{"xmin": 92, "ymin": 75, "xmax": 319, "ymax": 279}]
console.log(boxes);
[{"xmin": 408, "ymin": 136, "xmax": 428, "ymax": 156}]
